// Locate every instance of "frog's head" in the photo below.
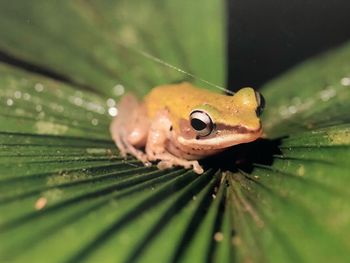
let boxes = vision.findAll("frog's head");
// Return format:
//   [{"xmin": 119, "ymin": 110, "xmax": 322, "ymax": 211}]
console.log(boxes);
[{"xmin": 178, "ymin": 87, "xmax": 264, "ymax": 149}]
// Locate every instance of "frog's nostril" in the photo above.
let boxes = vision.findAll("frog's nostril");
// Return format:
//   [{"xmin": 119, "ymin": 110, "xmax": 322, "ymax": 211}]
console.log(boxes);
[{"xmin": 255, "ymin": 91, "xmax": 265, "ymax": 116}]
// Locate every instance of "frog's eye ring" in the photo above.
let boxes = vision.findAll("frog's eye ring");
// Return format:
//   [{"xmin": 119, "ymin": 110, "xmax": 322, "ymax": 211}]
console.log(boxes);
[
  {"xmin": 189, "ymin": 110, "xmax": 214, "ymax": 137},
  {"xmin": 255, "ymin": 91, "xmax": 265, "ymax": 116}
]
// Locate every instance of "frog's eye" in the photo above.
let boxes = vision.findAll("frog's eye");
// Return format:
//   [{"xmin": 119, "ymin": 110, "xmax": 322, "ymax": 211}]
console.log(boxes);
[
  {"xmin": 189, "ymin": 110, "xmax": 214, "ymax": 137},
  {"xmin": 255, "ymin": 91, "xmax": 265, "ymax": 116}
]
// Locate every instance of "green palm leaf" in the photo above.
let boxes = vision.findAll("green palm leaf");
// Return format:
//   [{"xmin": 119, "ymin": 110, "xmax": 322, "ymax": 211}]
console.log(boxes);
[{"xmin": 0, "ymin": 0, "xmax": 350, "ymax": 263}]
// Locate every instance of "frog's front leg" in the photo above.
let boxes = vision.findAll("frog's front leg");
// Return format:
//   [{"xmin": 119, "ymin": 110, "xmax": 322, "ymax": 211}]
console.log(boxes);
[
  {"xmin": 110, "ymin": 94, "xmax": 150, "ymax": 165},
  {"xmin": 146, "ymin": 110, "xmax": 204, "ymax": 174}
]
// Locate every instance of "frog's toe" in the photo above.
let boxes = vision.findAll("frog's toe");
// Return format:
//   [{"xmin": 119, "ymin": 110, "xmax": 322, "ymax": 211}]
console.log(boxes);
[
  {"xmin": 191, "ymin": 161, "xmax": 204, "ymax": 174},
  {"xmin": 116, "ymin": 134, "xmax": 149, "ymax": 165},
  {"xmin": 157, "ymin": 159, "xmax": 204, "ymax": 174},
  {"xmin": 144, "ymin": 161, "xmax": 152, "ymax": 167},
  {"xmin": 157, "ymin": 160, "xmax": 174, "ymax": 170},
  {"xmin": 119, "ymin": 144, "xmax": 128, "ymax": 158},
  {"xmin": 177, "ymin": 160, "xmax": 204, "ymax": 174},
  {"xmin": 113, "ymin": 135, "xmax": 127, "ymax": 158}
]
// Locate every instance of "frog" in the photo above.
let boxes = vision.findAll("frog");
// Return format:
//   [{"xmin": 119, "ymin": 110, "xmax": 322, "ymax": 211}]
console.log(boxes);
[{"xmin": 110, "ymin": 82, "xmax": 264, "ymax": 174}]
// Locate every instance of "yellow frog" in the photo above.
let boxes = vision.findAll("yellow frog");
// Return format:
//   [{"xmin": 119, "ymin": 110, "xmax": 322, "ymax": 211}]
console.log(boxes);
[{"xmin": 110, "ymin": 82, "xmax": 264, "ymax": 174}]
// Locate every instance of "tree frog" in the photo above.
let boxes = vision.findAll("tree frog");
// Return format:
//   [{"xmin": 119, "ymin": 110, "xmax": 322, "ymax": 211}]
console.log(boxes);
[{"xmin": 110, "ymin": 82, "xmax": 264, "ymax": 174}]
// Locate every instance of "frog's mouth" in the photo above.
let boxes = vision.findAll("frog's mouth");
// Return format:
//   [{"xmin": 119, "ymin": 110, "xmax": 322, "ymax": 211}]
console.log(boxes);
[{"xmin": 178, "ymin": 125, "xmax": 263, "ymax": 149}]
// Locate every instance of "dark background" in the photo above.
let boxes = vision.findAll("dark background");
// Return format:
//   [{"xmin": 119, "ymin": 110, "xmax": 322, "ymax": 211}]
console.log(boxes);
[
  {"xmin": 227, "ymin": 0, "xmax": 350, "ymax": 91},
  {"xmin": 1, "ymin": 1, "xmax": 349, "ymax": 92}
]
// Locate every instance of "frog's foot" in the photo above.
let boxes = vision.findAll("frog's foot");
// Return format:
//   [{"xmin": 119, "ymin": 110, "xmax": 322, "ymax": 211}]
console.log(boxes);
[
  {"xmin": 119, "ymin": 133, "xmax": 151, "ymax": 166},
  {"xmin": 112, "ymin": 129, "xmax": 150, "ymax": 166},
  {"xmin": 148, "ymin": 151, "xmax": 203, "ymax": 174},
  {"xmin": 113, "ymin": 132, "xmax": 150, "ymax": 166},
  {"xmin": 157, "ymin": 158, "xmax": 204, "ymax": 174}
]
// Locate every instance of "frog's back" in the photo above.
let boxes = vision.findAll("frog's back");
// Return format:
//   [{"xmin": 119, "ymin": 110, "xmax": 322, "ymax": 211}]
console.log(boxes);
[{"xmin": 144, "ymin": 82, "xmax": 222, "ymax": 119}]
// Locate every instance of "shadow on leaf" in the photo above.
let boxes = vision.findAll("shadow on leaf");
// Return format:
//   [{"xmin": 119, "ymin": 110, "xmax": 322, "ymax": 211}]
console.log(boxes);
[{"xmin": 203, "ymin": 138, "xmax": 283, "ymax": 174}]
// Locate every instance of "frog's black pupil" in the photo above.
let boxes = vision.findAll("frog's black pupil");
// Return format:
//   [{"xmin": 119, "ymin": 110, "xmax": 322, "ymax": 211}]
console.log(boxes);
[
  {"xmin": 255, "ymin": 92, "xmax": 265, "ymax": 116},
  {"xmin": 191, "ymin": 118, "xmax": 207, "ymax": 131}
]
